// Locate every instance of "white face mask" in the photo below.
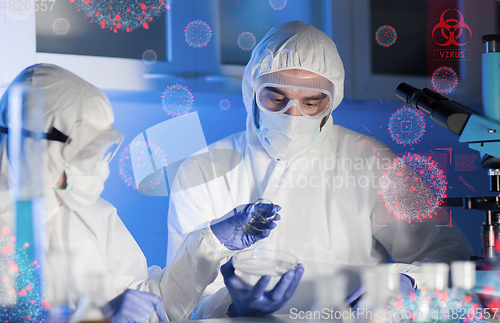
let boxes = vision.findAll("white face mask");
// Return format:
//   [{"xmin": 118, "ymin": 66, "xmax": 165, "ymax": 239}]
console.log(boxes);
[
  {"xmin": 255, "ymin": 111, "xmax": 321, "ymax": 162},
  {"xmin": 55, "ymin": 160, "xmax": 109, "ymax": 211}
]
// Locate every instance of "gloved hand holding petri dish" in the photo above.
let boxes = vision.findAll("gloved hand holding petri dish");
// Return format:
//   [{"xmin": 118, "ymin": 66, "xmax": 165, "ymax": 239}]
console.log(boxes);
[
  {"xmin": 243, "ymin": 198, "xmax": 277, "ymax": 236},
  {"xmin": 223, "ymin": 252, "xmax": 304, "ymax": 317},
  {"xmin": 210, "ymin": 199, "xmax": 280, "ymax": 250},
  {"xmin": 232, "ymin": 249, "xmax": 299, "ymax": 292}
]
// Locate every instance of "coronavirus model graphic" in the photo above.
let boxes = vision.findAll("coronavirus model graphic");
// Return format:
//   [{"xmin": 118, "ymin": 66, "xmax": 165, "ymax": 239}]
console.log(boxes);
[
  {"xmin": 379, "ymin": 153, "xmax": 447, "ymax": 223},
  {"xmin": 6, "ymin": 9, "xmax": 32, "ymax": 21},
  {"xmin": 219, "ymin": 99, "xmax": 230, "ymax": 111},
  {"xmin": 268, "ymin": 0, "xmax": 287, "ymax": 10},
  {"xmin": 142, "ymin": 49, "xmax": 157, "ymax": 65},
  {"xmin": 237, "ymin": 32, "xmax": 257, "ymax": 51},
  {"xmin": 161, "ymin": 84, "xmax": 194, "ymax": 117},
  {"xmin": 375, "ymin": 25, "xmax": 398, "ymax": 47},
  {"xmin": 118, "ymin": 140, "xmax": 167, "ymax": 192},
  {"xmin": 0, "ymin": 235, "xmax": 48, "ymax": 322},
  {"xmin": 432, "ymin": 66, "xmax": 459, "ymax": 94},
  {"xmin": 52, "ymin": 18, "xmax": 71, "ymax": 36},
  {"xmin": 388, "ymin": 106, "xmax": 426, "ymax": 146},
  {"xmin": 184, "ymin": 20, "xmax": 212, "ymax": 48},
  {"xmin": 71, "ymin": 0, "xmax": 166, "ymax": 33}
]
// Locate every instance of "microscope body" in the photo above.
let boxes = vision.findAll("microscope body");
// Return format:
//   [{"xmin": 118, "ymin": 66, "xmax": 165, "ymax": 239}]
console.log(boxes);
[{"xmin": 396, "ymin": 35, "xmax": 500, "ymax": 265}]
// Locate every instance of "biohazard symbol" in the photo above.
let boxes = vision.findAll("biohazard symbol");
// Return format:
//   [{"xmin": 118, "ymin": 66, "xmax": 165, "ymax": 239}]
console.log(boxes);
[{"xmin": 432, "ymin": 9, "xmax": 472, "ymax": 46}]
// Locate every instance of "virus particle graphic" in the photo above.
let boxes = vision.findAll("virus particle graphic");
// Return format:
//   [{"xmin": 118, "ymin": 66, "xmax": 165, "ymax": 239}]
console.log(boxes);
[
  {"xmin": 432, "ymin": 66, "xmax": 459, "ymax": 94},
  {"xmin": 184, "ymin": 19, "xmax": 212, "ymax": 48},
  {"xmin": 379, "ymin": 153, "xmax": 447, "ymax": 223},
  {"xmin": 71, "ymin": 0, "xmax": 166, "ymax": 33},
  {"xmin": 269, "ymin": 0, "xmax": 287, "ymax": 10},
  {"xmin": 0, "ymin": 236, "xmax": 48, "ymax": 322},
  {"xmin": 142, "ymin": 49, "xmax": 157, "ymax": 65},
  {"xmin": 388, "ymin": 106, "xmax": 426, "ymax": 146},
  {"xmin": 375, "ymin": 25, "xmax": 398, "ymax": 47},
  {"xmin": 6, "ymin": 8, "xmax": 32, "ymax": 21},
  {"xmin": 219, "ymin": 99, "xmax": 230, "ymax": 111},
  {"xmin": 237, "ymin": 32, "xmax": 257, "ymax": 51},
  {"xmin": 118, "ymin": 140, "xmax": 167, "ymax": 192},
  {"xmin": 52, "ymin": 18, "xmax": 70, "ymax": 36},
  {"xmin": 161, "ymin": 84, "xmax": 194, "ymax": 117}
]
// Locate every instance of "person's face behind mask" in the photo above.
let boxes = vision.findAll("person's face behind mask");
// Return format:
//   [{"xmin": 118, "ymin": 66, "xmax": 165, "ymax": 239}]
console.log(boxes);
[
  {"xmin": 54, "ymin": 124, "xmax": 123, "ymax": 211},
  {"xmin": 254, "ymin": 70, "xmax": 333, "ymax": 162},
  {"xmin": 54, "ymin": 160, "xmax": 110, "ymax": 211}
]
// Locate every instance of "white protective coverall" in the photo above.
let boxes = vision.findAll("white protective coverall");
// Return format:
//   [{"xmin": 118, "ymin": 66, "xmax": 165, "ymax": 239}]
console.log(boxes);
[
  {"xmin": 166, "ymin": 21, "xmax": 474, "ymax": 319},
  {"xmin": 0, "ymin": 64, "xmax": 229, "ymax": 321}
]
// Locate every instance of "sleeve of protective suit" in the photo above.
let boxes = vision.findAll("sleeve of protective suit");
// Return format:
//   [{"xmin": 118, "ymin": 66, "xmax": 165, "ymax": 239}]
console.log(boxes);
[
  {"xmin": 143, "ymin": 226, "xmax": 232, "ymax": 322},
  {"xmin": 190, "ymin": 287, "xmax": 233, "ymax": 319},
  {"xmin": 368, "ymin": 141, "xmax": 473, "ymax": 287}
]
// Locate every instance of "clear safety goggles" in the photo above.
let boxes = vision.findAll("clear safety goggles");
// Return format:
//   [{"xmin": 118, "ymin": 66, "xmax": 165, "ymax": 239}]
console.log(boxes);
[
  {"xmin": 62, "ymin": 122, "xmax": 124, "ymax": 170},
  {"xmin": 254, "ymin": 71, "xmax": 334, "ymax": 119}
]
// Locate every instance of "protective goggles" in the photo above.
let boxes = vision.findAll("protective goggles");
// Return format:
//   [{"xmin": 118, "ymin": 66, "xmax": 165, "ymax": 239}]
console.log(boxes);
[
  {"xmin": 62, "ymin": 122, "xmax": 124, "ymax": 168},
  {"xmin": 254, "ymin": 71, "xmax": 334, "ymax": 119}
]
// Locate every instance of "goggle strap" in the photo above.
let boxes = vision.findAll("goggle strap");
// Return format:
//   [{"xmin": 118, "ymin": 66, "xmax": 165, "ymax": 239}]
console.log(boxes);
[
  {"xmin": 46, "ymin": 127, "xmax": 70, "ymax": 143},
  {"xmin": 0, "ymin": 125, "xmax": 69, "ymax": 143}
]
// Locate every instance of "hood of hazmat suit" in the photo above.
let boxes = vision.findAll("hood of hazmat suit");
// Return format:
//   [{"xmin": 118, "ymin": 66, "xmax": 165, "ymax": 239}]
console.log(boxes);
[
  {"xmin": 166, "ymin": 21, "xmax": 473, "ymax": 319},
  {"xmin": 0, "ymin": 64, "xmax": 148, "ymax": 313}
]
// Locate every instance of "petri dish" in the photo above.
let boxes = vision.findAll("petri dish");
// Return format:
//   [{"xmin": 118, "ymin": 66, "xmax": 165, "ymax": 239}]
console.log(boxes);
[{"xmin": 233, "ymin": 249, "xmax": 298, "ymax": 276}]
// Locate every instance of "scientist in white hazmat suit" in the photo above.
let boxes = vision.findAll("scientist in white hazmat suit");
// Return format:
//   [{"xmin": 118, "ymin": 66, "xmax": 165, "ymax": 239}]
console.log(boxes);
[
  {"xmin": 0, "ymin": 64, "xmax": 286, "ymax": 322},
  {"xmin": 166, "ymin": 21, "xmax": 474, "ymax": 318}
]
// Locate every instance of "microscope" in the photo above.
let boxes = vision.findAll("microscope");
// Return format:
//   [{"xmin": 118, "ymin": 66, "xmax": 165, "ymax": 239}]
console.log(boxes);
[{"xmin": 395, "ymin": 35, "xmax": 500, "ymax": 266}]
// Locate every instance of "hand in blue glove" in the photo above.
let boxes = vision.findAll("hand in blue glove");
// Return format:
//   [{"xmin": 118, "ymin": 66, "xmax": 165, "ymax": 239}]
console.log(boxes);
[
  {"xmin": 221, "ymin": 257, "xmax": 304, "ymax": 317},
  {"xmin": 346, "ymin": 274, "xmax": 416, "ymax": 309},
  {"xmin": 399, "ymin": 274, "xmax": 416, "ymax": 297},
  {"xmin": 210, "ymin": 203, "xmax": 281, "ymax": 251},
  {"xmin": 104, "ymin": 289, "xmax": 167, "ymax": 323}
]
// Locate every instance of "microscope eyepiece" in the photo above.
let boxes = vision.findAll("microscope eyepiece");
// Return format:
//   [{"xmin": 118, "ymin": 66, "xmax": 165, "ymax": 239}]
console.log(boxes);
[{"xmin": 395, "ymin": 82, "xmax": 478, "ymax": 135}]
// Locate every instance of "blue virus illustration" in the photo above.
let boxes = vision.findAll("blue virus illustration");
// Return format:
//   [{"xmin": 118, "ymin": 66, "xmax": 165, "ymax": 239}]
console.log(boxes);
[
  {"xmin": 375, "ymin": 25, "xmax": 397, "ymax": 47},
  {"xmin": 142, "ymin": 49, "xmax": 157, "ymax": 65},
  {"xmin": 269, "ymin": 0, "xmax": 287, "ymax": 10},
  {"xmin": 388, "ymin": 106, "xmax": 426, "ymax": 146},
  {"xmin": 219, "ymin": 99, "xmax": 230, "ymax": 111},
  {"xmin": 184, "ymin": 19, "xmax": 212, "ymax": 48},
  {"xmin": 52, "ymin": 18, "xmax": 70, "ymax": 36},
  {"xmin": 432, "ymin": 66, "xmax": 459, "ymax": 94},
  {"xmin": 72, "ymin": 0, "xmax": 165, "ymax": 33},
  {"xmin": 161, "ymin": 84, "xmax": 194, "ymax": 117},
  {"xmin": 118, "ymin": 140, "xmax": 167, "ymax": 192},
  {"xmin": 0, "ymin": 235, "xmax": 48, "ymax": 322},
  {"xmin": 237, "ymin": 32, "xmax": 256, "ymax": 51}
]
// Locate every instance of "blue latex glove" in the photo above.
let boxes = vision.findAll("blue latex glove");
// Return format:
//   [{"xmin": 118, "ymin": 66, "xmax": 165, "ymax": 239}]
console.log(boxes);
[
  {"xmin": 104, "ymin": 289, "xmax": 167, "ymax": 323},
  {"xmin": 210, "ymin": 203, "xmax": 281, "ymax": 250},
  {"xmin": 221, "ymin": 257, "xmax": 304, "ymax": 317},
  {"xmin": 399, "ymin": 274, "xmax": 416, "ymax": 297},
  {"xmin": 346, "ymin": 274, "xmax": 416, "ymax": 308}
]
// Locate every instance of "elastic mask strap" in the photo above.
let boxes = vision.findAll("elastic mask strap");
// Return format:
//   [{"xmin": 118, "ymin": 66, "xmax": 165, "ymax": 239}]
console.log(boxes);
[
  {"xmin": 0, "ymin": 126, "xmax": 69, "ymax": 143},
  {"xmin": 253, "ymin": 96, "xmax": 260, "ymax": 130},
  {"xmin": 320, "ymin": 115, "xmax": 329, "ymax": 131}
]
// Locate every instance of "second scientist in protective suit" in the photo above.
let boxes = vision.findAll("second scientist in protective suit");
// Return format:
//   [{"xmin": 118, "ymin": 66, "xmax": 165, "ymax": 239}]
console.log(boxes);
[
  {"xmin": 166, "ymin": 21, "xmax": 474, "ymax": 318},
  {"xmin": 0, "ymin": 64, "xmax": 289, "ymax": 322}
]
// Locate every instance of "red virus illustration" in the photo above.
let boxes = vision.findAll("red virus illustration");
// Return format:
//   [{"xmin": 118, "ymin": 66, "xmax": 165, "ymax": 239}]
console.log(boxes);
[{"xmin": 379, "ymin": 153, "xmax": 447, "ymax": 223}]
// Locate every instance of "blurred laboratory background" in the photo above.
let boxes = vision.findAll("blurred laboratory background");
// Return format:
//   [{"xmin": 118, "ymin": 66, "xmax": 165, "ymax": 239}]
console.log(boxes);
[{"xmin": 1, "ymin": 0, "xmax": 500, "ymax": 267}]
